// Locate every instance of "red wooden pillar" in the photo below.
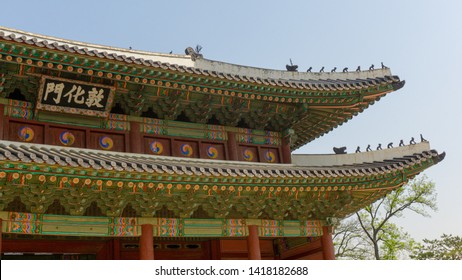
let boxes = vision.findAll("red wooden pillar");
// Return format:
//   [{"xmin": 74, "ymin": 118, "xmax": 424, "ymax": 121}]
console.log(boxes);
[
  {"xmin": 0, "ymin": 104, "xmax": 4, "ymax": 140},
  {"xmin": 247, "ymin": 225, "xmax": 261, "ymax": 260},
  {"xmin": 281, "ymin": 137, "xmax": 292, "ymax": 164},
  {"xmin": 96, "ymin": 243, "xmax": 109, "ymax": 260},
  {"xmin": 43, "ymin": 124, "xmax": 51, "ymax": 145},
  {"xmin": 210, "ymin": 239, "xmax": 221, "ymax": 260},
  {"xmin": 139, "ymin": 224, "xmax": 154, "ymax": 260},
  {"xmin": 113, "ymin": 238, "xmax": 121, "ymax": 260},
  {"xmin": 321, "ymin": 226, "xmax": 335, "ymax": 260},
  {"xmin": 227, "ymin": 132, "xmax": 239, "ymax": 160},
  {"xmin": 130, "ymin": 121, "xmax": 143, "ymax": 154}
]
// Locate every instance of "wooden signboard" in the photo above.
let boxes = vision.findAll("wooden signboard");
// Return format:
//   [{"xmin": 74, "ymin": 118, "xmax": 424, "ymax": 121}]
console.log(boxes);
[{"xmin": 36, "ymin": 76, "xmax": 115, "ymax": 117}]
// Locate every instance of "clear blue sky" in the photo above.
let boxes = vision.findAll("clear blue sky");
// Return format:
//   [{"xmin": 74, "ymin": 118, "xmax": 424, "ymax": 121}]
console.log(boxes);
[{"xmin": 1, "ymin": 0, "xmax": 461, "ymax": 240}]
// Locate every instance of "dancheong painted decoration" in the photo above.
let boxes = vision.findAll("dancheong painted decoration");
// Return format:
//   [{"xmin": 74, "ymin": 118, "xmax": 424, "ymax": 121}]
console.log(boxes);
[{"xmin": 0, "ymin": 26, "xmax": 444, "ymax": 260}]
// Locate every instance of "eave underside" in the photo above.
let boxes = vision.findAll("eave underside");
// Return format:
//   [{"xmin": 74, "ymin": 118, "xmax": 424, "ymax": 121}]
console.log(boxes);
[{"xmin": 0, "ymin": 141, "xmax": 444, "ymax": 231}]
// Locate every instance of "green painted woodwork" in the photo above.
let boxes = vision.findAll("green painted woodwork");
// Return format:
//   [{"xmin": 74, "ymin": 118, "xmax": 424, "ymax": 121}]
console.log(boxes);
[
  {"xmin": 3, "ymin": 99, "xmax": 34, "ymax": 119},
  {"xmin": 0, "ymin": 67, "xmax": 38, "ymax": 103},
  {"xmin": 0, "ymin": 211, "xmax": 324, "ymax": 238},
  {"xmin": 36, "ymin": 110, "xmax": 103, "ymax": 128},
  {"xmin": 0, "ymin": 155, "xmax": 435, "ymax": 221},
  {"xmin": 105, "ymin": 113, "xmax": 129, "ymax": 130}
]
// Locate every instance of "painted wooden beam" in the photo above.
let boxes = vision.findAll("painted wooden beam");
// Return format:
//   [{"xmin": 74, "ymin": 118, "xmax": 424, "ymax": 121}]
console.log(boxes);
[{"xmin": 1, "ymin": 211, "xmax": 324, "ymax": 238}]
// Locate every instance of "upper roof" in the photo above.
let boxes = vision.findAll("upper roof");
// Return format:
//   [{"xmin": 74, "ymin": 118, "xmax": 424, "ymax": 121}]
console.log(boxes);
[
  {"xmin": 0, "ymin": 26, "xmax": 405, "ymax": 148},
  {"xmin": 0, "ymin": 26, "xmax": 395, "ymax": 82}
]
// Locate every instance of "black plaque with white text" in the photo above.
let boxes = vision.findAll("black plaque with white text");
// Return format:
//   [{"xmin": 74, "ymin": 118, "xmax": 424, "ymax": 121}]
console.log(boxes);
[{"xmin": 36, "ymin": 76, "xmax": 115, "ymax": 117}]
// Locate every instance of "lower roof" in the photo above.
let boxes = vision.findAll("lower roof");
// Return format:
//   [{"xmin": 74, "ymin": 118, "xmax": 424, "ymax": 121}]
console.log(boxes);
[
  {"xmin": 0, "ymin": 140, "xmax": 444, "ymax": 178},
  {"xmin": 0, "ymin": 140, "xmax": 444, "ymax": 221}
]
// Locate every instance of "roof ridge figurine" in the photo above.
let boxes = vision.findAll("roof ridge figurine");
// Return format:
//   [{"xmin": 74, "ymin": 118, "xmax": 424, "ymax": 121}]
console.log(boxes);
[
  {"xmin": 420, "ymin": 134, "xmax": 428, "ymax": 142},
  {"xmin": 185, "ymin": 45, "xmax": 203, "ymax": 61},
  {"xmin": 333, "ymin": 146, "xmax": 347, "ymax": 154},
  {"xmin": 286, "ymin": 58, "xmax": 298, "ymax": 72}
]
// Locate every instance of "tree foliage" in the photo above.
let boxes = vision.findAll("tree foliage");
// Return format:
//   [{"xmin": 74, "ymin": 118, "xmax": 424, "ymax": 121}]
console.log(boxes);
[
  {"xmin": 333, "ymin": 217, "xmax": 371, "ymax": 259},
  {"xmin": 411, "ymin": 234, "xmax": 462, "ymax": 260},
  {"xmin": 334, "ymin": 175, "xmax": 437, "ymax": 260}
]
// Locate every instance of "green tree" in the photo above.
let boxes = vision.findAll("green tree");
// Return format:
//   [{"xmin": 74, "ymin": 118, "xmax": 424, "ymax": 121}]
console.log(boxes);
[
  {"xmin": 333, "ymin": 217, "xmax": 371, "ymax": 259},
  {"xmin": 411, "ymin": 234, "xmax": 462, "ymax": 260},
  {"xmin": 377, "ymin": 222, "xmax": 416, "ymax": 260},
  {"xmin": 334, "ymin": 175, "xmax": 437, "ymax": 260}
]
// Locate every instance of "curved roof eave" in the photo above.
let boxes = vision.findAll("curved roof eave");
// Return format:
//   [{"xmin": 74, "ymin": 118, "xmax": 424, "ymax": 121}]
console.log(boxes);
[
  {"xmin": 0, "ymin": 140, "xmax": 444, "ymax": 179},
  {"xmin": 0, "ymin": 26, "xmax": 397, "ymax": 86}
]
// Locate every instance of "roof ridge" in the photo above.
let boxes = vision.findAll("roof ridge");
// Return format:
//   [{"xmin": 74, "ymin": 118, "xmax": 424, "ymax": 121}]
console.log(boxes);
[{"xmin": 1, "ymin": 26, "xmax": 397, "ymax": 83}]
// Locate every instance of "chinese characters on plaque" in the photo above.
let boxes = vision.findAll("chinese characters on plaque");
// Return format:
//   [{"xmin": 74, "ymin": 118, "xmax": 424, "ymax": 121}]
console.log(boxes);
[{"xmin": 36, "ymin": 76, "xmax": 115, "ymax": 117}]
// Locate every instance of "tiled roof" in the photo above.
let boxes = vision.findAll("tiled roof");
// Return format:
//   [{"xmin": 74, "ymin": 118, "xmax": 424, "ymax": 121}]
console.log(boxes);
[
  {"xmin": 0, "ymin": 28, "xmax": 403, "ymax": 92},
  {"xmin": 0, "ymin": 140, "xmax": 444, "ymax": 221},
  {"xmin": 0, "ymin": 141, "xmax": 444, "ymax": 179}
]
